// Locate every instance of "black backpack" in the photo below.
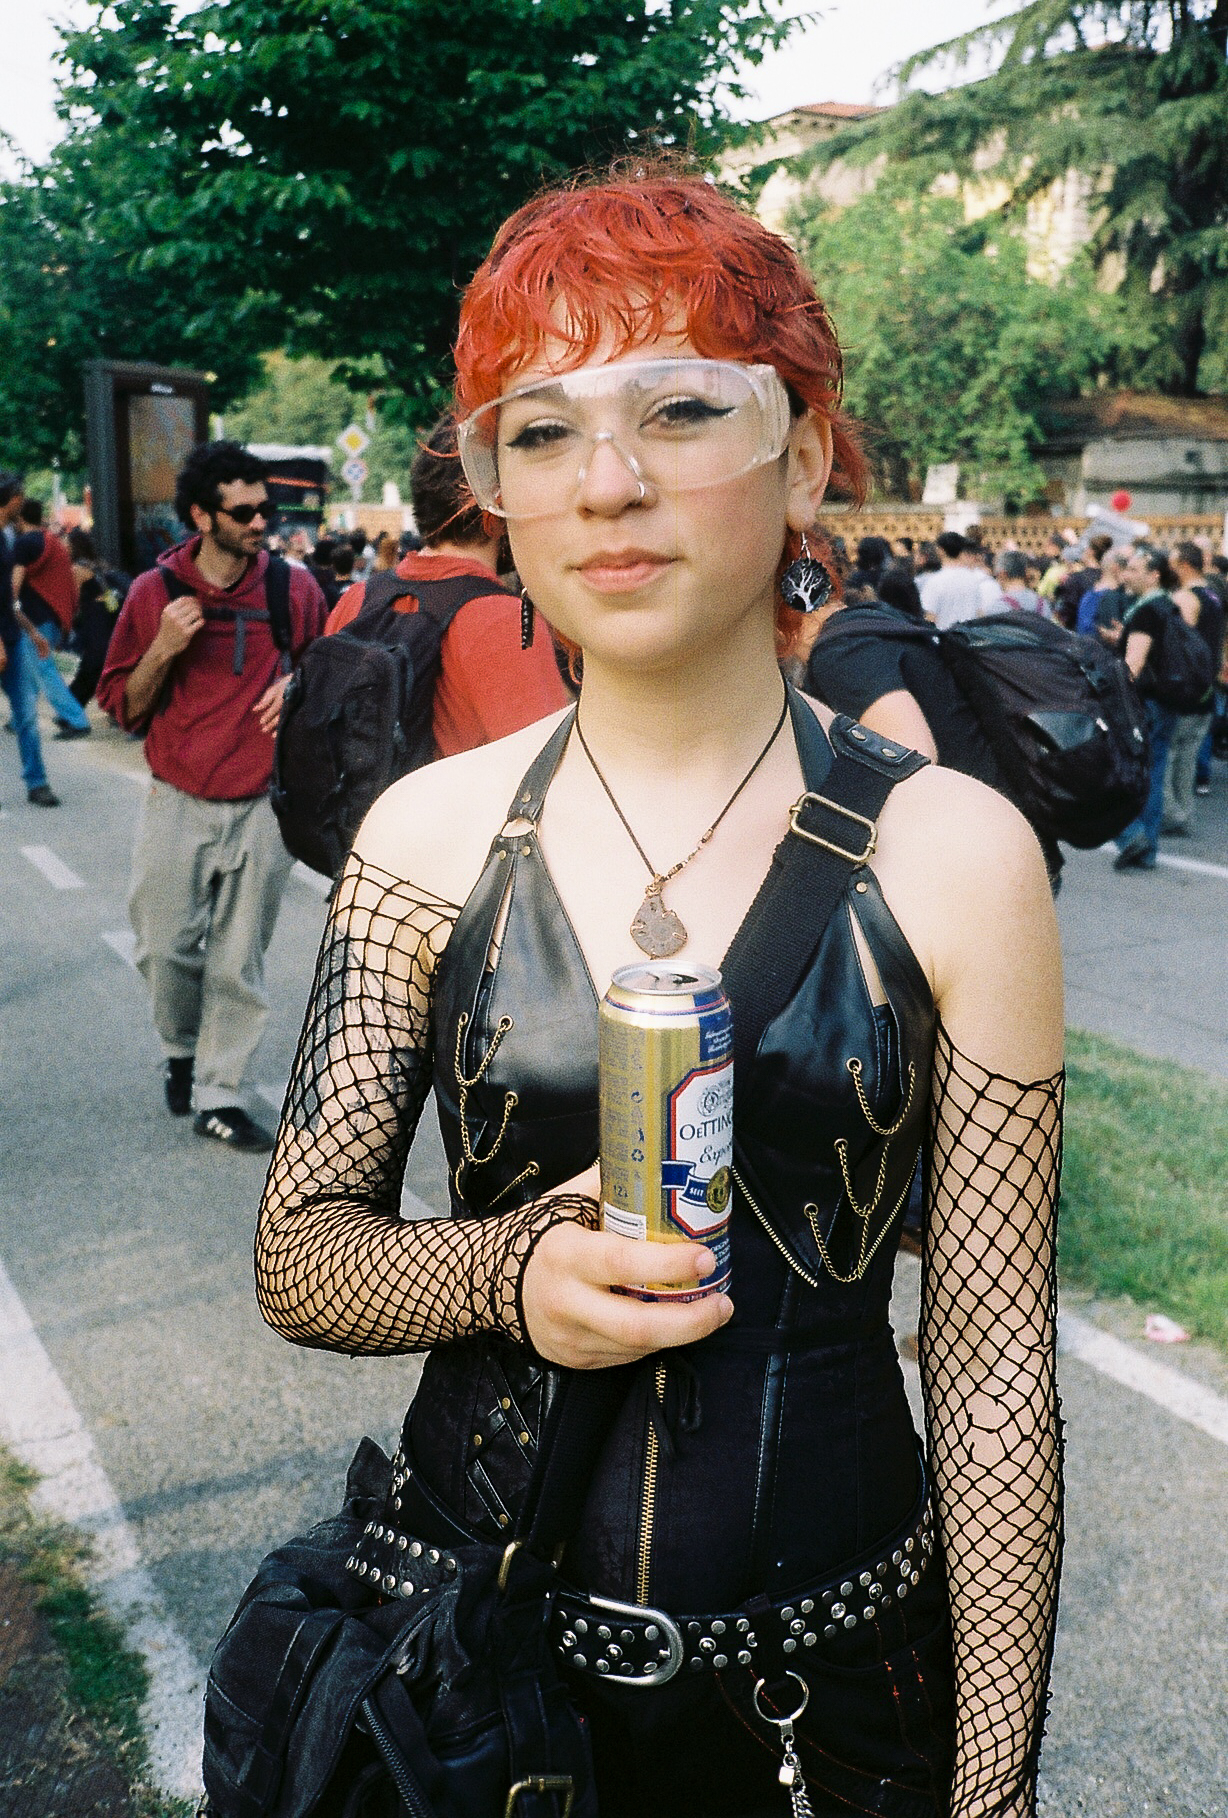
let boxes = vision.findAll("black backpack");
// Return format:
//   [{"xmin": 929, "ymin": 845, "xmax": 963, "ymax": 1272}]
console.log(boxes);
[
  {"xmin": 812, "ymin": 606, "xmax": 1150, "ymax": 849},
  {"xmin": 162, "ymin": 552, "xmax": 293, "ymax": 670},
  {"xmin": 271, "ymin": 569, "xmax": 499, "ymax": 878},
  {"xmin": 1136, "ymin": 596, "xmax": 1215, "ymax": 713}
]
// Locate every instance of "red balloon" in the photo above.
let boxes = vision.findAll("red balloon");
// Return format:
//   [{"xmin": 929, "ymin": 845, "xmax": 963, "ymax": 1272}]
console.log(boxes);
[{"xmin": 1110, "ymin": 489, "xmax": 1132, "ymax": 512}]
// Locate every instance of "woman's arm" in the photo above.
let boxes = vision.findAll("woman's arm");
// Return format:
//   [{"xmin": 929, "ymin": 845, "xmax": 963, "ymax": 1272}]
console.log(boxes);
[
  {"xmin": 912, "ymin": 789, "xmax": 1064, "ymax": 1818},
  {"xmin": 255, "ymin": 853, "xmax": 595, "ymax": 1353},
  {"xmin": 256, "ymin": 850, "xmax": 732, "ymax": 1361},
  {"xmin": 858, "ymin": 689, "xmax": 940, "ymax": 763},
  {"xmin": 1123, "ymin": 629, "xmax": 1152, "ymax": 680}
]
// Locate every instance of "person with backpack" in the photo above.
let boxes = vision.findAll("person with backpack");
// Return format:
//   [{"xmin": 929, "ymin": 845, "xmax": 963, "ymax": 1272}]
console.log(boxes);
[
  {"xmin": 273, "ymin": 412, "xmax": 571, "ymax": 876},
  {"xmin": 1113, "ymin": 544, "xmax": 1211, "ymax": 871},
  {"xmin": 8, "ymin": 498, "xmax": 92, "ymax": 738},
  {"xmin": 323, "ymin": 413, "xmax": 570, "ymax": 757},
  {"xmin": 97, "ymin": 442, "xmax": 327, "ymax": 1147},
  {"xmin": 0, "ymin": 472, "xmax": 61, "ymax": 807},
  {"xmin": 1161, "ymin": 540, "xmax": 1225, "ymax": 835},
  {"xmin": 804, "ymin": 598, "xmax": 1068, "ymax": 889},
  {"xmin": 65, "ymin": 527, "xmax": 128, "ymax": 711},
  {"xmin": 1075, "ymin": 546, "xmax": 1130, "ymax": 641}
]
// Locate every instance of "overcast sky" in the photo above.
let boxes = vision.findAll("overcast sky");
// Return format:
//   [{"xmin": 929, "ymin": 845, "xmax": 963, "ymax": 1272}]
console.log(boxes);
[{"xmin": 0, "ymin": 0, "xmax": 1015, "ymax": 172}]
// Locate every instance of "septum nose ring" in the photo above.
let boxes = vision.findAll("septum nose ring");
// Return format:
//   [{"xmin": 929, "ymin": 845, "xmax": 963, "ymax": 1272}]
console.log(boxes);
[{"xmin": 577, "ymin": 429, "xmax": 649, "ymax": 502}]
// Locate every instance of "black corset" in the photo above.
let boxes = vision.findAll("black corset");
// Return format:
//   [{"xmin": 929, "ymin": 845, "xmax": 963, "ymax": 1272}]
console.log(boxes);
[{"xmin": 411, "ymin": 697, "xmax": 936, "ymax": 1610}]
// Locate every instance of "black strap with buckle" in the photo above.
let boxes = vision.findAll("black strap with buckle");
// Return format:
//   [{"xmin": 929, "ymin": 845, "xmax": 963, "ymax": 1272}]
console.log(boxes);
[{"xmin": 720, "ymin": 693, "xmax": 929, "ymax": 1106}]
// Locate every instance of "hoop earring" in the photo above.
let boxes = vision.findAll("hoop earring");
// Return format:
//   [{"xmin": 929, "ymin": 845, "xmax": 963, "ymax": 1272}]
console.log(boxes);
[
  {"xmin": 520, "ymin": 587, "xmax": 536, "ymax": 651},
  {"xmin": 780, "ymin": 535, "xmax": 834, "ymax": 614}
]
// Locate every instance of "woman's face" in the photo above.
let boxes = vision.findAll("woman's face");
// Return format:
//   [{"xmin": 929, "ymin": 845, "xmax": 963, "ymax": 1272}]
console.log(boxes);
[{"xmin": 498, "ymin": 329, "xmax": 831, "ymax": 676}]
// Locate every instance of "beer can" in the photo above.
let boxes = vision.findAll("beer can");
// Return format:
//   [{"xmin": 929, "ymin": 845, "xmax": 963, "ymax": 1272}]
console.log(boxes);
[{"xmin": 598, "ymin": 962, "xmax": 733, "ymax": 1302}]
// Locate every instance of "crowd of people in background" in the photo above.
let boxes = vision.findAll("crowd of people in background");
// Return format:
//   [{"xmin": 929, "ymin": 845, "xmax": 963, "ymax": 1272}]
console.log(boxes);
[
  {"xmin": 4, "ymin": 438, "xmax": 1226, "ymax": 890},
  {"xmin": 809, "ymin": 522, "xmax": 1228, "ymax": 877}
]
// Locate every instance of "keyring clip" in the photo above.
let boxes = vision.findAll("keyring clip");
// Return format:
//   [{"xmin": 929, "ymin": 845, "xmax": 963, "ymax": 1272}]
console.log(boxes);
[
  {"xmin": 752, "ymin": 1670, "xmax": 809, "ymax": 1727},
  {"xmin": 752, "ymin": 1672, "xmax": 815, "ymax": 1813}
]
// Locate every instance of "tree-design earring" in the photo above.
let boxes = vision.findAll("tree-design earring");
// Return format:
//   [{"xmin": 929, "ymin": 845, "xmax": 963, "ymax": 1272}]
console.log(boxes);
[
  {"xmin": 520, "ymin": 587, "xmax": 536, "ymax": 650},
  {"xmin": 780, "ymin": 535, "xmax": 834, "ymax": 613}
]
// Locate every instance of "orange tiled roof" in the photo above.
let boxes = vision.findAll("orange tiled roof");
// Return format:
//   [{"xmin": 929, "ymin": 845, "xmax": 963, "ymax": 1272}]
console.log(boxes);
[
  {"xmin": 1040, "ymin": 393, "xmax": 1228, "ymax": 446},
  {"xmin": 793, "ymin": 101, "xmax": 889, "ymax": 120}
]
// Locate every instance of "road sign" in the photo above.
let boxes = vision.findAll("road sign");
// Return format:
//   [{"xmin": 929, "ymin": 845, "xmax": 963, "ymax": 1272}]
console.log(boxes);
[
  {"xmin": 341, "ymin": 456, "xmax": 368, "ymax": 500},
  {"xmin": 337, "ymin": 423, "xmax": 371, "ymax": 458}
]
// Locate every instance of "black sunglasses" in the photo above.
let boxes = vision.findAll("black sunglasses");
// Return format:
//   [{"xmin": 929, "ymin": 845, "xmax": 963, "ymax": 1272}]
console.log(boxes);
[{"xmin": 216, "ymin": 500, "xmax": 273, "ymax": 526}]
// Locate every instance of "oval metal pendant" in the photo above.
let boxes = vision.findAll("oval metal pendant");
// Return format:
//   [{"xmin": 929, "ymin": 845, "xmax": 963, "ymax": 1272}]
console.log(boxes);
[{"xmin": 630, "ymin": 890, "xmax": 688, "ymax": 959}]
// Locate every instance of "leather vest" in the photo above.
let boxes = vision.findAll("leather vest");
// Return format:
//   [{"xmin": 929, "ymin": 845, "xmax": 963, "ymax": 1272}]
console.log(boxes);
[{"xmin": 408, "ymin": 700, "xmax": 936, "ymax": 1612}]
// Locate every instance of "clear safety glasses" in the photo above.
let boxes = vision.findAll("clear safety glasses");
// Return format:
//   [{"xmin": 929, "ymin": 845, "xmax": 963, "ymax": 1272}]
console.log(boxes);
[{"xmin": 456, "ymin": 357, "xmax": 794, "ymax": 521}]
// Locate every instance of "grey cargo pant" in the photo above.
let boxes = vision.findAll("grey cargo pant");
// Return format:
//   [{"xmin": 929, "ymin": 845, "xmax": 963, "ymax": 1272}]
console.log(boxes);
[{"xmin": 130, "ymin": 780, "xmax": 294, "ymax": 1113}]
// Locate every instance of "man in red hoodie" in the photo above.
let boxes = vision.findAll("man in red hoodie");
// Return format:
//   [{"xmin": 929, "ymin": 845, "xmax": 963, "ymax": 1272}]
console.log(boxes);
[{"xmin": 98, "ymin": 443, "xmax": 327, "ymax": 1149}]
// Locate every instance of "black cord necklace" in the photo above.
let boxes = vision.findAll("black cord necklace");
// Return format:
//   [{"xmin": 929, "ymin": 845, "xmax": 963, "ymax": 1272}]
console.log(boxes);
[{"xmin": 573, "ymin": 689, "xmax": 791, "ymax": 958}]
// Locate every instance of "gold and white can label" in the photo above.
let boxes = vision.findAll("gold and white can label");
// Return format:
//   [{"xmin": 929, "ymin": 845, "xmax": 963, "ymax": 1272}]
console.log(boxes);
[{"xmin": 599, "ymin": 962, "xmax": 733, "ymax": 1302}]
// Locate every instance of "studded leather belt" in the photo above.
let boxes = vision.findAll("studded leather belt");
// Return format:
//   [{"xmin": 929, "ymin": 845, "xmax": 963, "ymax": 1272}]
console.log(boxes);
[
  {"xmin": 550, "ymin": 1490, "xmax": 935, "ymax": 1686},
  {"xmin": 348, "ymin": 1449, "xmax": 936, "ymax": 1692}
]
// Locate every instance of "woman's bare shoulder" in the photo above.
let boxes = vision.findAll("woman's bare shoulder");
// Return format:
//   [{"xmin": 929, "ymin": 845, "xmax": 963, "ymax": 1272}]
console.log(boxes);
[
  {"xmin": 873, "ymin": 762, "xmax": 1063, "ymax": 1074},
  {"xmin": 353, "ymin": 709, "xmax": 572, "ymax": 905}
]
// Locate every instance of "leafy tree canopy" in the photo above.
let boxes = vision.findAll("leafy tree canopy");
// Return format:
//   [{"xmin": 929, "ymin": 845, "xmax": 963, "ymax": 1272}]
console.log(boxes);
[
  {"xmin": 0, "ymin": 0, "xmax": 793, "ymax": 474},
  {"xmin": 0, "ymin": 126, "xmax": 263, "ymax": 477},
  {"xmin": 796, "ymin": 183, "xmax": 1130, "ymax": 500},
  {"xmin": 790, "ymin": 1, "xmax": 1228, "ymax": 394}
]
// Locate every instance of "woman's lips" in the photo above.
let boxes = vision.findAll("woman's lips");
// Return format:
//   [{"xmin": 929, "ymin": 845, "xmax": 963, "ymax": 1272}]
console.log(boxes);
[{"xmin": 576, "ymin": 551, "xmax": 674, "ymax": 592}]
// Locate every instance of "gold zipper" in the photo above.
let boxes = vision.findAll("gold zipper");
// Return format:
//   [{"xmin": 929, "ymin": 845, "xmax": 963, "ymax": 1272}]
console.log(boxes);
[
  {"xmin": 731, "ymin": 1164, "xmax": 823, "ymax": 1290},
  {"xmin": 636, "ymin": 1362, "xmax": 668, "ymax": 1607}
]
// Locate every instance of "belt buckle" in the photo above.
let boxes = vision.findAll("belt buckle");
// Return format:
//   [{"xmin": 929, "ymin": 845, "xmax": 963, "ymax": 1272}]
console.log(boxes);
[
  {"xmin": 504, "ymin": 1778, "xmax": 575, "ymax": 1818},
  {"xmin": 589, "ymin": 1591, "xmax": 685, "ymax": 1687},
  {"xmin": 789, "ymin": 792, "xmax": 878, "ymax": 865}
]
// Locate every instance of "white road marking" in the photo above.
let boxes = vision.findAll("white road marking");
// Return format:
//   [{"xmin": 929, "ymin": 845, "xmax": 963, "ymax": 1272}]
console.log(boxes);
[
  {"xmin": 292, "ymin": 860, "xmax": 331, "ymax": 897},
  {"xmin": 101, "ymin": 929, "xmax": 139, "ymax": 969},
  {"xmin": 21, "ymin": 844, "xmax": 86, "ymax": 890},
  {"xmin": 1155, "ymin": 851, "xmax": 1228, "ymax": 883},
  {"xmin": 1100, "ymin": 842, "xmax": 1228, "ymax": 883},
  {"xmin": 1060, "ymin": 1312, "xmax": 1228, "ymax": 1449},
  {"xmin": 0, "ymin": 1257, "xmax": 204, "ymax": 1799}
]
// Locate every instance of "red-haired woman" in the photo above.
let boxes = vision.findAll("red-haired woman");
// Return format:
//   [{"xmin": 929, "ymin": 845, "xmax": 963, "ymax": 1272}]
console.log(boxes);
[{"xmin": 257, "ymin": 173, "xmax": 1063, "ymax": 1818}]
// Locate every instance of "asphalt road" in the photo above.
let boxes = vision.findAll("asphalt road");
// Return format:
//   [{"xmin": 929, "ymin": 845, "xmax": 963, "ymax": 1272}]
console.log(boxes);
[{"xmin": 1, "ymin": 714, "xmax": 1226, "ymax": 1815}]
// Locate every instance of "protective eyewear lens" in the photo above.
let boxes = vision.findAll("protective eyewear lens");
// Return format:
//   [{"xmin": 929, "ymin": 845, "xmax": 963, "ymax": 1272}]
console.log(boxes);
[
  {"xmin": 218, "ymin": 501, "xmax": 272, "ymax": 526},
  {"xmin": 458, "ymin": 360, "xmax": 791, "ymax": 520}
]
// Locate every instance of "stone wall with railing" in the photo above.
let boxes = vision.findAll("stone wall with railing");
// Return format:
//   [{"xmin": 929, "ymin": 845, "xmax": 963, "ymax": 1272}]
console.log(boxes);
[{"xmin": 817, "ymin": 506, "xmax": 1224, "ymax": 557}]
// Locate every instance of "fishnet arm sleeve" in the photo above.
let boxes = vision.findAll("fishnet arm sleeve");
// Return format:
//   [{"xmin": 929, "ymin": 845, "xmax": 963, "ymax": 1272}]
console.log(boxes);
[
  {"xmin": 920, "ymin": 1023, "xmax": 1064, "ymax": 1818},
  {"xmin": 255, "ymin": 854, "xmax": 596, "ymax": 1356}
]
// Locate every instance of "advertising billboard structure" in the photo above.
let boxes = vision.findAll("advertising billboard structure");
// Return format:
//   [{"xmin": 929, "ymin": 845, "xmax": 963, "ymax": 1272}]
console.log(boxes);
[
  {"xmin": 84, "ymin": 361, "xmax": 211, "ymax": 574},
  {"xmin": 246, "ymin": 444, "xmax": 332, "ymax": 534}
]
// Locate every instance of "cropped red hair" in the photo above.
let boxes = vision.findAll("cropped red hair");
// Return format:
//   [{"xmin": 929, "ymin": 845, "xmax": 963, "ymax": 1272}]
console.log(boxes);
[{"xmin": 453, "ymin": 171, "xmax": 867, "ymax": 659}]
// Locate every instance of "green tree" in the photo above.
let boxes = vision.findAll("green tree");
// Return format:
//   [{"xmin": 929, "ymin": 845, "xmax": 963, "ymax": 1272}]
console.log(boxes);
[
  {"xmin": 27, "ymin": 0, "xmax": 792, "ymax": 432},
  {"xmin": 787, "ymin": 1, "xmax": 1228, "ymax": 396},
  {"xmin": 0, "ymin": 122, "xmax": 262, "ymax": 476},
  {"xmin": 794, "ymin": 184, "xmax": 1124, "ymax": 499},
  {"xmin": 0, "ymin": 151, "xmax": 261, "ymax": 476},
  {"xmin": 222, "ymin": 350, "xmax": 421, "ymax": 503}
]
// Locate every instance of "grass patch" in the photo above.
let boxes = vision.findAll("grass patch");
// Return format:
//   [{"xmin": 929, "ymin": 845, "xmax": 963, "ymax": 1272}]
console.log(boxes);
[
  {"xmin": 0, "ymin": 1450, "xmax": 195, "ymax": 1818},
  {"xmin": 1061, "ymin": 1029, "xmax": 1228, "ymax": 1348}
]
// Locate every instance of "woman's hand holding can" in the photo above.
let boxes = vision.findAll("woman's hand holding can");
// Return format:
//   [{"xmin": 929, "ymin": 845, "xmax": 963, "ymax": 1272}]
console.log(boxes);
[{"xmin": 521, "ymin": 1164, "xmax": 733, "ymax": 1368}]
